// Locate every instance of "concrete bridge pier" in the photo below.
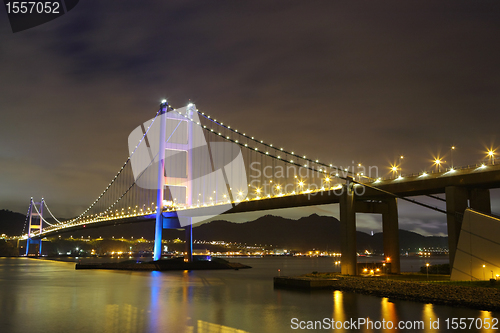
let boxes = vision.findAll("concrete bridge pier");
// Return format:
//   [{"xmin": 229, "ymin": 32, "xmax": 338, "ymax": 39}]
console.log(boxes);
[
  {"xmin": 446, "ymin": 186, "xmax": 491, "ymax": 266},
  {"xmin": 382, "ymin": 197, "xmax": 400, "ymax": 274},
  {"xmin": 469, "ymin": 188, "xmax": 491, "ymax": 214},
  {"xmin": 340, "ymin": 182, "xmax": 357, "ymax": 275},
  {"xmin": 339, "ymin": 176, "xmax": 401, "ymax": 275},
  {"xmin": 185, "ymin": 223, "xmax": 193, "ymax": 262},
  {"xmin": 355, "ymin": 197, "xmax": 400, "ymax": 274}
]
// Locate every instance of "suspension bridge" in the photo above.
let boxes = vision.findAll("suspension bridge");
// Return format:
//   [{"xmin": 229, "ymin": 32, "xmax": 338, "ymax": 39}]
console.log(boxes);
[{"xmin": 21, "ymin": 101, "xmax": 500, "ymax": 275}]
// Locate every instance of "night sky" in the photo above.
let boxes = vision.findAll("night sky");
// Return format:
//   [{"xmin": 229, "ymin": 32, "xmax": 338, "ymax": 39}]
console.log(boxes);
[{"xmin": 1, "ymin": 1, "xmax": 499, "ymax": 236}]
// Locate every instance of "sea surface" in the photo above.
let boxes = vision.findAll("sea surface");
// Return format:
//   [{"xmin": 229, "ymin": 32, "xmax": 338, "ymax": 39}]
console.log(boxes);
[{"xmin": 0, "ymin": 256, "xmax": 497, "ymax": 332}]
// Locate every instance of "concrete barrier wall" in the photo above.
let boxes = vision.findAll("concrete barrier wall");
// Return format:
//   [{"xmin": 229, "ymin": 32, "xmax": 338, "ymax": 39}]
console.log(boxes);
[{"xmin": 451, "ymin": 209, "xmax": 500, "ymax": 281}]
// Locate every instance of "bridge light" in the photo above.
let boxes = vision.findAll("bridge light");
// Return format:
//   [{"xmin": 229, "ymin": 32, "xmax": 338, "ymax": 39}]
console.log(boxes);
[
  {"xmin": 433, "ymin": 158, "xmax": 442, "ymax": 172},
  {"xmin": 488, "ymin": 150, "xmax": 495, "ymax": 165}
]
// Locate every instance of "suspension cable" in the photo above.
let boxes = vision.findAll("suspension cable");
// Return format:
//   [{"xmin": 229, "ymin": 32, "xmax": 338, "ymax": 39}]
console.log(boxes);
[
  {"xmin": 43, "ymin": 200, "xmax": 62, "ymax": 224},
  {"xmin": 22, "ymin": 199, "xmax": 32, "ymax": 234},
  {"xmin": 174, "ymin": 105, "xmax": 451, "ymax": 216},
  {"xmin": 31, "ymin": 203, "xmax": 54, "ymax": 226},
  {"xmin": 67, "ymin": 105, "xmax": 164, "ymax": 224}
]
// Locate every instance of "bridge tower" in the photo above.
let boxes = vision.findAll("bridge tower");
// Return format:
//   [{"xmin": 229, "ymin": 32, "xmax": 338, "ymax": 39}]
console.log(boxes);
[
  {"xmin": 154, "ymin": 101, "xmax": 196, "ymax": 262},
  {"xmin": 25, "ymin": 197, "xmax": 44, "ymax": 256}
]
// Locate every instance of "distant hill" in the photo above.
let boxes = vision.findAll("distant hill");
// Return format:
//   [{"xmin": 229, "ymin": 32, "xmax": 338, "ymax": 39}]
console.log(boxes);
[
  {"xmin": 187, "ymin": 213, "xmax": 448, "ymax": 252},
  {"xmin": 0, "ymin": 210, "xmax": 26, "ymax": 236},
  {"xmin": 0, "ymin": 209, "xmax": 447, "ymax": 251}
]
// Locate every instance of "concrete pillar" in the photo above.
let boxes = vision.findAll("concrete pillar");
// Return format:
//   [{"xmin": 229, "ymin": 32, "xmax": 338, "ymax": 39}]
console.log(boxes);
[
  {"xmin": 469, "ymin": 188, "xmax": 491, "ymax": 215},
  {"xmin": 340, "ymin": 183, "xmax": 357, "ymax": 275},
  {"xmin": 445, "ymin": 186, "xmax": 468, "ymax": 266},
  {"xmin": 382, "ymin": 197, "xmax": 400, "ymax": 274},
  {"xmin": 184, "ymin": 224, "xmax": 193, "ymax": 262}
]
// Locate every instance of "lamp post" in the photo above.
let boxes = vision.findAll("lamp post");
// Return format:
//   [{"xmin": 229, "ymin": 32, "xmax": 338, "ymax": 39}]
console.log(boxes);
[
  {"xmin": 426, "ymin": 263, "xmax": 430, "ymax": 279},
  {"xmin": 488, "ymin": 151, "xmax": 495, "ymax": 165},
  {"xmin": 435, "ymin": 159, "xmax": 441, "ymax": 173},
  {"xmin": 483, "ymin": 264, "xmax": 486, "ymax": 280},
  {"xmin": 450, "ymin": 146, "xmax": 455, "ymax": 169},
  {"xmin": 399, "ymin": 155, "xmax": 404, "ymax": 177},
  {"xmin": 391, "ymin": 166, "xmax": 398, "ymax": 178}
]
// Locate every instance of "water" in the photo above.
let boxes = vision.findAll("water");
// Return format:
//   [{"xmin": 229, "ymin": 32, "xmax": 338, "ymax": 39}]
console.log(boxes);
[{"xmin": 0, "ymin": 257, "xmax": 497, "ymax": 332}]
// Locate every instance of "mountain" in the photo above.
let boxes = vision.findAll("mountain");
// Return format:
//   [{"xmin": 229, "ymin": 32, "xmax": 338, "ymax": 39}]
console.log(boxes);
[
  {"xmin": 0, "ymin": 210, "xmax": 26, "ymax": 236},
  {"xmin": 0, "ymin": 209, "xmax": 447, "ymax": 252},
  {"xmin": 187, "ymin": 214, "xmax": 447, "ymax": 252}
]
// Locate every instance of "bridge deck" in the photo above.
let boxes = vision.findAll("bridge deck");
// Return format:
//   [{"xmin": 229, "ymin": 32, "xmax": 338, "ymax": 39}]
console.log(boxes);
[{"xmin": 30, "ymin": 164, "xmax": 500, "ymax": 239}]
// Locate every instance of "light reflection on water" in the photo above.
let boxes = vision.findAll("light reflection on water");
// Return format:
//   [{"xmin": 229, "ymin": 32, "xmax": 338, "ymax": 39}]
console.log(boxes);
[{"xmin": 0, "ymin": 257, "xmax": 497, "ymax": 333}]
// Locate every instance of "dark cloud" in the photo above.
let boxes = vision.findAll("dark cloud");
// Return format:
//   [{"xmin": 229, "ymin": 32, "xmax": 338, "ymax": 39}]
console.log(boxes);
[{"xmin": 1, "ymin": 1, "xmax": 500, "ymax": 235}]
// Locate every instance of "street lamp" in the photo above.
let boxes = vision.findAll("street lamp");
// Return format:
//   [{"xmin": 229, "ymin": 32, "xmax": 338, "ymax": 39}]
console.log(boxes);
[
  {"xmin": 488, "ymin": 151, "xmax": 495, "ymax": 165},
  {"xmin": 450, "ymin": 146, "xmax": 455, "ymax": 169},
  {"xmin": 434, "ymin": 159, "xmax": 442, "ymax": 173},
  {"xmin": 297, "ymin": 180, "xmax": 305, "ymax": 193},
  {"xmin": 399, "ymin": 155, "xmax": 404, "ymax": 177},
  {"xmin": 391, "ymin": 166, "xmax": 398, "ymax": 178},
  {"xmin": 483, "ymin": 264, "xmax": 486, "ymax": 280},
  {"xmin": 426, "ymin": 263, "xmax": 430, "ymax": 279}
]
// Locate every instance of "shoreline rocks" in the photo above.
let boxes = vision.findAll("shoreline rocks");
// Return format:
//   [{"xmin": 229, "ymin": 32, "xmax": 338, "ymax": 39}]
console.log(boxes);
[{"xmin": 275, "ymin": 275, "xmax": 500, "ymax": 311}]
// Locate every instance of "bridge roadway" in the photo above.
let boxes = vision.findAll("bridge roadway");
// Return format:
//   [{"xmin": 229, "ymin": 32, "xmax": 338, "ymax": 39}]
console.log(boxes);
[{"xmin": 34, "ymin": 163, "xmax": 500, "ymax": 274}]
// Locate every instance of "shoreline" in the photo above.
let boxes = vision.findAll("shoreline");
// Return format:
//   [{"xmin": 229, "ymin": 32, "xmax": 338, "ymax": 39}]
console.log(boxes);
[
  {"xmin": 275, "ymin": 274, "xmax": 500, "ymax": 312},
  {"xmin": 73, "ymin": 257, "xmax": 252, "ymax": 271}
]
